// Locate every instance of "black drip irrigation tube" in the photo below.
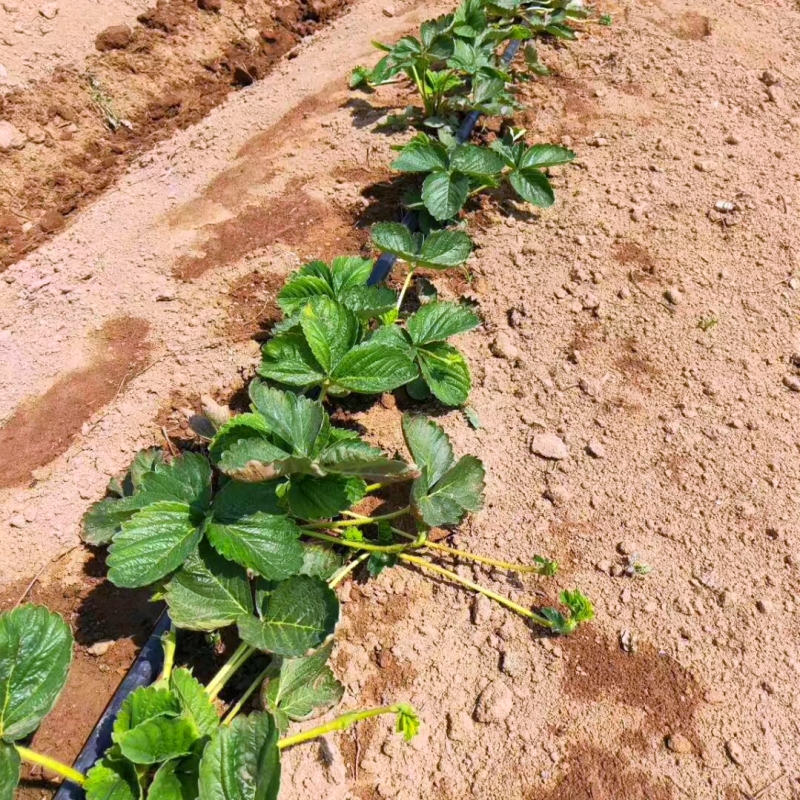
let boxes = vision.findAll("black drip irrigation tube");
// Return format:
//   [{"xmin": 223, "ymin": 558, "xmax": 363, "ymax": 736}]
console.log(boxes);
[
  {"xmin": 367, "ymin": 38, "xmax": 521, "ymax": 287},
  {"xmin": 53, "ymin": 36, "xmax": 526, "ymax": 799},
  {"xmin": 54, "ymin": 611, "xmax": 171, "ymax": 800}
]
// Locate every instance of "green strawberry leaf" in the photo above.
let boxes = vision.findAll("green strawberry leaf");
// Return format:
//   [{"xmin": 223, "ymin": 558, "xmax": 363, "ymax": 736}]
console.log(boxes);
[
  {"xmin": 299, "ymin": 545, "xmax": 344, "ymax": 581},
  {"xmin": 236, "ymin": 576, "xmax": 339, "ymax": 657},
  {"xmin": 206, "ymin": 513, "xmax": 304, "ymax": 581},
  {"xmin": 411, "ymin": 455, "xmax": 485, "ymax": 527},
  {"xmin": 508, "ymin": 168, "xmax": 555, "ymax": 207},
  {"xmin": 329, "ymin": 257, "xmax": 374, "ymax": 294},
  {"xmin": 406, "ymin": 301, "xmax": 480, "ymax": 345},
  {"xmin": 331, "ymin": 342, "xmax": 418, "ymax": 393},
  {"xmin": 402, "ymin": 414, "xmax": 454, "ymax": 487},
  {"xmin": 0, "ymin": 743, "xmax": 20, "ymax": 800},
  {"xmin": 277, "ymin": 275, "xmax": 333, "ymax": 316},
  {"xmin": 198, "ymin": 713, "xmax": 280, "ymax": 800},
  {"xmin": 339, "ymin": 285, "xmax": 398, "ymax": 318},
  {"xmin": 390, "ymin": 133, "xmax": 449, "ymax": 172},
  {"xmin": 107, "ymin": 502, "xmax": 203, "ymax": 589},
  {"xmin": 258, "ymin": 332, "xmax": 325, "ymax": 388},
  {"xmin": 319, "ymin": 440, "xmax": 414, "ymax": 481},
  {"xmin": 211, "ymin": 480, "xmax": 283, "ymax": 520},
  {"xmin": 208, "ymin": 414, "xmax": 270, "ymax": 465},
  {"xmin": 0, "ymin": 605, "xmax": 73, "ymax": 741},
  {"xmin": 148, "ymin": 760, "xmax": 195, "ymax": 800},
  {"xmin": 416, "ymin": 229, "xmax": 473, "ymax": 268},
  {"xmin": 249, "ymin": 382, "xmax": 325, "ymax": 458},
  {"xmin": 422, "ymin": 171, "xmax": 470, "ymax": 221},
  {"xmin": 261, "ymin": 643, "xmax": 343, "ymax": 733},
  {"xmin": 113, "ymin": 686, "xmax": 180, "ymax": 740},
  {"xmin": 163, "ymin": 543, "xmax": 253, "ymax": 632},
  {"xmin": 82, "ymin": 494, "xmax": 153, "ymax": 546},
  {"xmin": 118, "ymin": 715, "xmax": 199, "ymax": 765},
  {"xmin": 417, "ymin": 342, "xmax": 472, "ymax": 406},
  {"xmin": 85, "ymin": 758, "xmax": 140, "ymax": 800},
  {"xmin": 520, "ymin": 144, "xmax": 575, "ymax": 169},
  {"xmin": 449, "ymin": 144, "xmax": 506, "ymax": 178},
  {"xmin": 300, "ymin": 297, "xmax": 360, "ymax": 374},
  {"xmin": 286, "ymin": 475, "xmax": 366, "ymax": 520},
  {"xmin": 170, "ymin": 669, "xmax": 219, "ymax": 737},
  {"xmin": 138, "ymin": 453, "xmax": 212, "ymax": 511},
  {"xmin": 370, "ymin": 222, "xmax": 416, "ymax": 260},
  {"xmin": 367, "ymin": 552, "xmax": 398, "ymax": 578}
]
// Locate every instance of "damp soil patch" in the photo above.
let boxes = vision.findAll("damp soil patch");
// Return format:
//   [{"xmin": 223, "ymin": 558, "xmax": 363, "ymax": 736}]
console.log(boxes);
[{"xmin": 0, "ymin": 317, "xmax": 150, "ymax": 488}]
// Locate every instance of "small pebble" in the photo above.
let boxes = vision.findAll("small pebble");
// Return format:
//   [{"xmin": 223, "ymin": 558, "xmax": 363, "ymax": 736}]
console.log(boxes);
[
  {"xmin": 617, "ymin": 541, "xmax": 638, "ymax": 556},
  {"xmin": 756, "ymin": 599, "xmax": 773, "ymax": 614},
  {"xmin": 586, "ymin": 439, "xmax": 606, "ymax": 458},
  {"xmin": 782, "ymin": 375, "xmax": 800, "ymax": 392},
  {"xmin": 725, "ymin": 740, "xmax": 745, "ymax": 766},
  {"xmin": 531, "ymin": 433, "xmax": 569, "ymax": 460},
  {"xmin": 665, "ymin": 733, "xmax": 693, "ymax": 754},
  {"xmin": 87, "ymin": 640, "xmax": 115, "ymax": 657},
  {"xmin": 38, "ymin": 2, "xmax": 58, "ymax": 18},
  {"xmin": 664, "ymin": 287, "xmax": 682, "ymax": 305}
]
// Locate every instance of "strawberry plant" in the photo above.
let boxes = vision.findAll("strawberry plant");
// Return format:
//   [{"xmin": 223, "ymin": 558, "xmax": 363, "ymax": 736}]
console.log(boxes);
[
  {"xmin": 0, "ymin": 604, "xmax": 419, "ymax": 800},
  {"xmin": 258, "ymin": 233, "xmax": 480, "ymax": 406},
  {"xmin": 391, "ymin": 128, "xmax": 575, "ymax": 221}
]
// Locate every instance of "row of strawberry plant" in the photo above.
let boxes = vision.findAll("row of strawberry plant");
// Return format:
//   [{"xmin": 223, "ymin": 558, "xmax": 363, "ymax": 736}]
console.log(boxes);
[{"xmin": 0, "ymin": 2, "xmax": 597, "ymax": 798}]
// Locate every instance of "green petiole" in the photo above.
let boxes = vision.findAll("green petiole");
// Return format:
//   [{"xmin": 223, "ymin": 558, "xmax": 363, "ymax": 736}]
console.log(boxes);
[
  {"xmin": 301, "ymin": 507, "xmax": 410, "ymax": 531},
  {"xmin": 206, "ymin": 642, "xmax": 256, "ymax": 701}
]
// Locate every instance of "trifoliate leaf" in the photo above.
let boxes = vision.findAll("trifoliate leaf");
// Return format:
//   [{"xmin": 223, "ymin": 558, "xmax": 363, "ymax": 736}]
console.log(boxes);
[
  {"xmin": 329, "ymin": 257, "xmax": 374, "ymax": 294},
  {"xmin": 401, "ymin": 415, "xmax": 454, "ymax": 487},
  {"xmin": 170, "ymin": 669, "xmax": 219, "ymax": 737},
  {"xmin": 261, "ymin": 643, "xmax": 343, "ymax": 733},
  {"xmin": 118, "ymin": 715, "xmax": 200, "ymax": 765},
  {"xmin": 300, "ymin": 296, "xmax": 360, "ymax": 374},
  {"xmin": 277, "ymin": 275, "xmax": 333, "ymax": 316},
  {"xmin": 198, "ymin": 713, "xmax": 280, "ymax": 800},
  {"xmin": 330, "ymin": 341, "xmax": 418, "ymax": 393},
  {"xmin": 0, "ymin": 605, "xmax": 73, "ymax": 741},
  {"xmin": 206, "ymin": 513, "xmax": 304, "ymax": 581},
  {"xmin": 390, "ymin": 134, "xmax": 448, "ymax": 172},
  {"xmin": 148, "ymin": 760, "xmax": 195, "ymax": 800},
  {"xmin": 138, "ymin": 453, "xmax": 212, "ymax": 511},
  {"xmin": 370, "ymin": 223, "xmax": 416, "ymax": 260},
  {"xmin": 249, "ymin": 382, "xmax": 325, "ymax": 458},
  {"xmin": 236, "ymin": 576, "xmax": 339, "ymax": 657},
  {"xmin": 107, "ymin": 502, "xmax": 203, "ymax": 589},
  {"xmin": 411, "ymin": 455, "xmax": 485, "ymax": 527},
  {"xmin": 520, "ymin": 144, "xmax": 575, "ymax": 169},
  {"xmin": 211, "ymin": 480, "xmax": 283, "ymax": 520},
  {"xmin": 259, "ymin": 332, "xmax": 326, "ymax": 387},
  {"xmin": 85, "ymin": 758, "xmax": 140, "ymax": 800},
  {"xmin": 339, "ymin": 285, "xmax": 398, "ymax": 318},
  {"xmin": 406, "ymin": 301, "xmax": 480, "ymax": 345},
  {"xmin": 320, "ymin": 440, "xmax": 414, "ymax": 481},
  {"xmin": 0, "ymin": 743, "xmax": 20, "ymax": 800},
  {"xmin": 114, "ymin": 686, "xmax": 180, "ymax": 740},
  {"xmin": 508, "ymin": 168, "xmax": 554, "ymax": 207},
  {"xmin": 208, "ymin": 414, "xmax": 270, "ymax": 465},
  {"xmin": 416, "ymin": 229, "xmax": 473, "ymax": 268},
  {"xmin": 422, "ymin": 171, "xmax": 470, "ymax": 221},
  {"xmin": 449, "ymin": 144, "xmax": 506, "ymax": 178},
  {"xmin": 163, "ymin": 544, "xmax": 253, "ymax": 632},
  {"xmin": 286, "ymin": 475, "xmax": 366, "ymax": 520},
  {"xmin": 299, "ymin": 545, "xmax": 344, "ymax": 581},
  {"xmin": 417, "ymin": 342, "xmax": 472, "ymax": 406}
]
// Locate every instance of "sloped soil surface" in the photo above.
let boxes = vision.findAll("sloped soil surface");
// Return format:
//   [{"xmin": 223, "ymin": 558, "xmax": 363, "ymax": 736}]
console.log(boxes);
[{"xmin": 2, "ymin": 0, "xmax": 800, "ymax": 798}]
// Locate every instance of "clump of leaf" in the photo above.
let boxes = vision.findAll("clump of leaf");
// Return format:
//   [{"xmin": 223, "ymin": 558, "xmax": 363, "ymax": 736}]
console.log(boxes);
[
  {"xmin": 260, "ymin": 230, "xmax": 478, "ymax": 407},
  {"xmin": 392, "ymin": 128, "xmax": 575, "ymax": 222}
]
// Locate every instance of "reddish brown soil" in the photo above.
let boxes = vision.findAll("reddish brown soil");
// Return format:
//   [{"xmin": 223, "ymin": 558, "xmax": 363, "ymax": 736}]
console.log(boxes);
[
  {"xmin": 174, "ymin": 186, "xmax": 368, "ymax": 279},
  {"xmin": 0, "ymin": 318, "xmax": 150, "ymax": 488},
  {"xmin": 0, "ymin": 0, "xmax": 353, "ymax": 273}
]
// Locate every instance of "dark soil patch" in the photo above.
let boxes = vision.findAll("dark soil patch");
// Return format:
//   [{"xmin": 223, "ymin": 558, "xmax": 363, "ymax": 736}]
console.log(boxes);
[
  {"xmin": 0, "ymin": 317, "xmax": 150, "ymax": 488},
  {"xmin": 0, "ymin": 0, "xmax": 354, "ymax": 273},
  {"xmin": 563, "ymin": 628, "xmax": 702, "ymax": 746},
  {"xmin": 223, "ymin": 268, "xmax": 285, "ymax": 339},
  {"xmin": 174, "ymin": 187, "xmax": 367, "ymax": 279},
  {"xmin": 673, "ymin": 11, "xmax": 711, "ymax": 41},
  {"xmin": 536, "ymin": 743, "xmax": 675, "ymax": 800}
]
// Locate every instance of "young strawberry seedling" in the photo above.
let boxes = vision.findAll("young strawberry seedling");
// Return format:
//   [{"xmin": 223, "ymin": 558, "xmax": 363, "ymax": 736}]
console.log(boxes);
[{"xmin": 258, "ymin": 232, "xmax": 480, "ymax": 407}]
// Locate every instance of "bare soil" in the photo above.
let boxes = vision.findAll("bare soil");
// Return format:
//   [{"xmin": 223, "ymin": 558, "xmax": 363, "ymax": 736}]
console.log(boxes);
[{"xmin": 2, "ymin": 0, "xmax": 800, "ymax": 798}]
